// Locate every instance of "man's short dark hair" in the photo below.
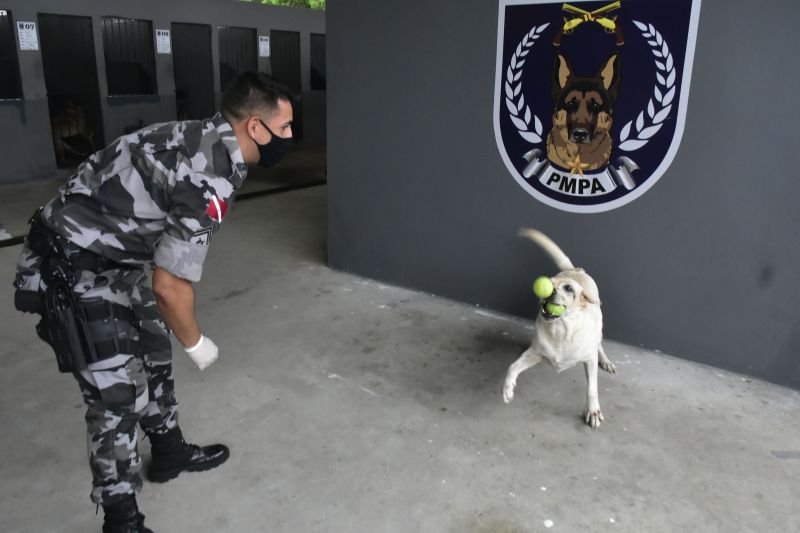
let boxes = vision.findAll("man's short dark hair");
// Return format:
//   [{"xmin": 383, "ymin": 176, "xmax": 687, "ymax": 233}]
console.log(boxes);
[{"xmin": 221, "ymin": 71, "xmax": 296, "ymax": 121}]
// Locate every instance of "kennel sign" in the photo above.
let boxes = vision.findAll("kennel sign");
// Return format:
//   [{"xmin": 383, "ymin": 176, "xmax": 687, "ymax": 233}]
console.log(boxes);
[
  {"xmin": 494, "ymin": 0, "xmax": 701, "ymax": 213},
  {"xmin": 16, "ymin": 21, "xmax": 39, "ymax": 51},
  {"xmin": 156, "ymin": 29, "xmax": 171, "ymax": 54}
]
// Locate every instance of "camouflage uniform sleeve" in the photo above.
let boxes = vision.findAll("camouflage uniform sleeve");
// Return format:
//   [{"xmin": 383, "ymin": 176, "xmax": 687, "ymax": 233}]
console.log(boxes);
[{"xmin": 153, "ymin": 160, "xmax": 234, "ymax": 282}]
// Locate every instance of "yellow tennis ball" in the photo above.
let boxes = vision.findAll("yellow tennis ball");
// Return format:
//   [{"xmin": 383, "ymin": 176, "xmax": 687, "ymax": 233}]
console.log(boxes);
[
  {"xmin": 545, "ymin": 302, "xmax": 565, "ymax": 316},
  {"xmin": 532, "ymin": 276, "xmax": 554, "ymax": 299}
]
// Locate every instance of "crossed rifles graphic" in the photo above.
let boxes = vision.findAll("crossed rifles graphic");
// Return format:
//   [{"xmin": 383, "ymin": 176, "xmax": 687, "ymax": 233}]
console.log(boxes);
[{"xmin": 553, "ymin": 1, "xmax": 625, "ymax": 46}]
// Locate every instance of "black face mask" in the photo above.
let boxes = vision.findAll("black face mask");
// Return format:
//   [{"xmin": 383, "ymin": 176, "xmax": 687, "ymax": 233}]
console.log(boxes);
[{"xmin": 254, "ymin": 119, "xmax": 292, "ymax": 168}]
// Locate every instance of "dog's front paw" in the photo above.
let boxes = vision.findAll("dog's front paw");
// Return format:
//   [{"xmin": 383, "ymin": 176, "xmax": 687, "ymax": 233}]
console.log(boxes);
[
  {"xmin": 584, "ymin": 407, "xmax": 604, "ymax": 428},
  {"xmin": 502, "ymin": 381, "xmax": 516, "ymax": 403},
  {"xmin": 599, "ymin": 359, "xmax": 617, "ymax": 374}
]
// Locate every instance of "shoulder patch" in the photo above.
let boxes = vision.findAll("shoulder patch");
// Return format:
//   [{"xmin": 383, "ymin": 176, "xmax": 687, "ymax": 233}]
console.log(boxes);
[{"xmin": 205, "ymin": 195, "xmax": 228, "ymax": 223}]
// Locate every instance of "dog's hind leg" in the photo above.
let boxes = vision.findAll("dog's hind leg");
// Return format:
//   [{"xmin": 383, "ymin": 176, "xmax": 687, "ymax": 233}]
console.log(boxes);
[
  {"xmin": 584, "ymin": 359, "xmax": 604, "ymax": 428},
  {"xmin": 598, "ymin": 344, "xmax": 616, "ymax": 374},
  {"xmin": 503, "ymin": 348, "xmax": 543, "ymax": 403}
]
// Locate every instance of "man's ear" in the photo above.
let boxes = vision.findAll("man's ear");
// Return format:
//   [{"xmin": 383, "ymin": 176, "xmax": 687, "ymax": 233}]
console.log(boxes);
[{"xmin": 246, "ymin": 116, "xmax": 260, "ymax": 136}]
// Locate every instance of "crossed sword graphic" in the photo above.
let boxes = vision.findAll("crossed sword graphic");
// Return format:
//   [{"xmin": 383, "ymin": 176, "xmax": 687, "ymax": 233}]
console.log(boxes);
[{"xmin": 553, "ymin": 1, "xmax": 625, "ymax": 46}]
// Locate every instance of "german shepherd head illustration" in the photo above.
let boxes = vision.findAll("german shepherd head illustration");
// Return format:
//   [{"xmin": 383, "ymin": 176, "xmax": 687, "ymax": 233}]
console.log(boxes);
[{"xmin": 546, "ymin": 52, "xmax": 620, "ymax": 172}]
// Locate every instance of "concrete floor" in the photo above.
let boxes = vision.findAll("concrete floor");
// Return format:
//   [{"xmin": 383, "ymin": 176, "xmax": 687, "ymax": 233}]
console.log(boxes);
[{"xmin": 1, "ymin": 183, "xmax": 799, "ymax": 532}]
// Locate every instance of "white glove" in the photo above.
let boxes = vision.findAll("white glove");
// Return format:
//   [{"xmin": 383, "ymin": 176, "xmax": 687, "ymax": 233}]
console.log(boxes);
[{"xmin": 184, "ymin": 335, "xmax": 219, "ymax": 370}]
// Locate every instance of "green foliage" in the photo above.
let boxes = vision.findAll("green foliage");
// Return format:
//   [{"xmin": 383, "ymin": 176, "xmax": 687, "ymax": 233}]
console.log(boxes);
[{"xmin": 239, "ymin": 0, "xmax": 325, "ymax": 9}]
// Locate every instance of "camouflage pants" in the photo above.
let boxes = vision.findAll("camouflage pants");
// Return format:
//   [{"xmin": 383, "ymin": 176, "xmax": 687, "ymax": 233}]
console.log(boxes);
[{"xmin": 15, "ymin": 244, "xmax": 179, "ymax": 505}]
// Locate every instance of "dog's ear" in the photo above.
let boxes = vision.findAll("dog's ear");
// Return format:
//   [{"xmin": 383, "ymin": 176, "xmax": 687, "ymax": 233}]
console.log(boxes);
[
  {"xmin": 553, "ymin": 53, "xmax": 573, "ymax": 101},
  {"xmin": 581, "ymin": 287, "xmax": 601, "ymax": 306},
  {"xmin": 596, "ymin": 52, "xmax": 621, "ymax": 103},
  {"xmin": 572, "ymin": 271, "xmax": 601, "ymax": 306}
]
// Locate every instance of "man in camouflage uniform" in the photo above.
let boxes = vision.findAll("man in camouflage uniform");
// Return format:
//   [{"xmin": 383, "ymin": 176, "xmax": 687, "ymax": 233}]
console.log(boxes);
[{"xmin": 13, "ymin": 72, "xmax": 294, "ymax": 533}]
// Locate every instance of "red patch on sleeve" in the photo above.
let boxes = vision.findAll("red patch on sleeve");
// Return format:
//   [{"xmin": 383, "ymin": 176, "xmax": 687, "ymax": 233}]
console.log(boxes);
[{"xmin": 205, "ymin": 195, "xmax": 228, "ymax": 223}]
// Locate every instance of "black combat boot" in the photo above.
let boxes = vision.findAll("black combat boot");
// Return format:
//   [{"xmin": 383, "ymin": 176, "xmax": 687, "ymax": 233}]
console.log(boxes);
[
  {"xmin": 102, "ymin": 495, "xmax": 154, "ymax": 533},
  {"xmin": 146, "ymin": 426, "xmax": 230, "ymax": 483}
]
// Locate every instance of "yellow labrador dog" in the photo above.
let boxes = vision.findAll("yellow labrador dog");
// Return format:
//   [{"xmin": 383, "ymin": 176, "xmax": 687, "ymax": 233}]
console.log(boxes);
[{"xmin": 502, "ymin": 228, "xmax": 616, "ymax": 427}]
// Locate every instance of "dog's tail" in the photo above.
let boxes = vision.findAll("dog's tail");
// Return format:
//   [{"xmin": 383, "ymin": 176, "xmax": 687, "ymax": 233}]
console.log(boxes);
[{"xmin": 518, "ymin": 228, "xmax": 575, "ymax": 271}]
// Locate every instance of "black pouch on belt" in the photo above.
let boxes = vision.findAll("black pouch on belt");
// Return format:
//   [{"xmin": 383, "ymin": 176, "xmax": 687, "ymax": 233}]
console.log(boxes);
[
  {"xmin": 15, "ymin": 290, "xmax": 45, "ymax": 315},
  {"xmin": 14, "ymin": 209, "xmax": 60, "ymax": 315}
]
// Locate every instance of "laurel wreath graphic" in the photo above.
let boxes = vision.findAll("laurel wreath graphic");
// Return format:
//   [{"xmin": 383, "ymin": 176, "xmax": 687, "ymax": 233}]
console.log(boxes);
[
  {"xmin": 505, "ymin": 23, "xmax": 550, "ymax": 144},
  {"xmin": 618, "ymin": 21, "xmax": 677, "ymax": 152}
]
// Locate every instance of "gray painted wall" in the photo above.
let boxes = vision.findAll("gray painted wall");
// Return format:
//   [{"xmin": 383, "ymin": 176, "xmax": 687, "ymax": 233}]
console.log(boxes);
[
  {"xmin": 327, "ymin": 0, "xmax": 800, "ymax": 388},
  {"xmin": 0, "ymin": 0, "xmax": 325, "ymax": 184}
]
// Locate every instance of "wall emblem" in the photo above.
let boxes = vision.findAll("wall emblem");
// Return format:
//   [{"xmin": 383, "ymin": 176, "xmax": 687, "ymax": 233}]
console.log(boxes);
[{"xmin": 494, "ymin": 0, "xmax": 702, "ymax": 212}]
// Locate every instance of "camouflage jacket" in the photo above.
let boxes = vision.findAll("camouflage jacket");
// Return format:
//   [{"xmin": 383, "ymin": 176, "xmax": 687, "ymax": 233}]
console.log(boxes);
[{"xmin": 41, "ymin": 113, "xmax": 248, "ymax": 282}]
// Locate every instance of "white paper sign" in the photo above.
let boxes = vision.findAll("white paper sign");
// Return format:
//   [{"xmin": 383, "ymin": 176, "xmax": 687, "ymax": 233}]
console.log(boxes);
[
  {"xmin": 17, "ymin": 21, "xmax": 39, "ymax": 51},
  {"xmin": 259, "ymin": 35, "xmax": 270, "ymax": 58},
  {"xmin": 156, "ymin": 29, "xmax": 171, "ymax": 54}
]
